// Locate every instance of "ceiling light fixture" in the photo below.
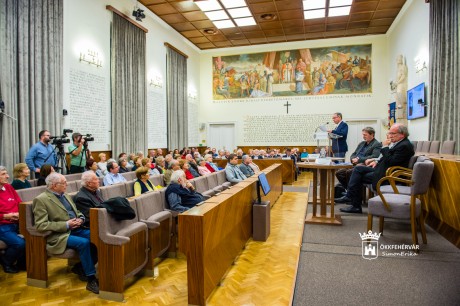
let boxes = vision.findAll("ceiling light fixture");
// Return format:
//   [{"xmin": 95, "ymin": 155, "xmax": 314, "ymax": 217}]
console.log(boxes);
[
  {"xmin": 203, "ymin": 28, "xmax": 218, "ymax": 35},
  {"xmin": 213, "ymin": 19, "xmax": 236, "ymax": 29},
  {"xmin": 260, "ymin": 13, "xmax": 276, "ymax": 21},
  {"xmin": 195, "ymin": 0, "xmax": 255, "ymax": 28}
]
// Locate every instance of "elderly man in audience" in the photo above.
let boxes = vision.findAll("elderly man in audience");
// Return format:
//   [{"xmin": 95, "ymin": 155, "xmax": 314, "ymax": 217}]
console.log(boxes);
[
  {"xmin": 217, "ymin": 150, "xmax": 226, "ymax": 159},
  {"xmin": 157, "ymin": 148, "xmax": 163, "ymax": 157},
  {"xmin": 211, "ymin": 148, "xmax": 218, "ymax": 157},
  {"xmin": 11, "ymin": 163, "xmax": 31, "ymax": 190},
  {"xmin": 25, "ymin": 130, "xmax": 57, "ymax": 178},
  {"xmin": 164, "ymin": 154, "xmax": 173, "ymax": 169},
  {"xmin": 0, "ymin": 166, "xmax": 26, "ymax": 273},
  {"xmin": 236, "ymin": 148, "xmax": 244, "ymax": 159},
  {"xmin": 103, "ymin": 161, "xmax": 127, "ymax": 186},
  {"xmin": 248, "ymin": 156, "xmax": 261, "ymax": 173},
  {"xmin": 185, "ymin": 154, "xmax": 201, "ymax": 177},
  {"xmin": 225, "ymin": 154, "xmax": 247, "ymax": 183},
  {"xmin": 148, "ymin": 149, "xmax": 157, "ymax": 161},
  {"xmin": 165, "ymin": 170, "xmax": 204, "ymax": 212},
  {"xmin": 336, "ymin": 127, "xmax": 382, "ymax": 191},
  {"xmin": 204, "ymin": 154, "xmax": 218, "ymax": 172},
  {"xmin": 239, "ymin": 155, "xmax": 255, "ymax": 177},
  {"xmin": 33, "ymin": 172, "xmax": 99, "ymax": 293},
  {"xmin": 337, "ymin": 123, "xmax": 415, "ymax": 214},
  {"xmin": 193, "ymin": 151, "xmax": 201, "ymax": 159},
  {"xmin": 164, "ymin": 159, "xmax": 180, "ymax": 186},
  {"xmin": 252, "ymin": 149, "xmax": 264, "ymax": 159},
  {"xmin": 74, "ymin": 171, "xmax": 105, "ymax": 228}
]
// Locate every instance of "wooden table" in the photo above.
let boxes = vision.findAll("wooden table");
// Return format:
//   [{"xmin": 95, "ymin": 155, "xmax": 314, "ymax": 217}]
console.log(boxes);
[
  {"xmin": 178, "ymin": 164, "xmax": 283, "ymax": 305},
  {"xmin": 298, "ymin": 162, "xmax": 352, "ymax": 226}
]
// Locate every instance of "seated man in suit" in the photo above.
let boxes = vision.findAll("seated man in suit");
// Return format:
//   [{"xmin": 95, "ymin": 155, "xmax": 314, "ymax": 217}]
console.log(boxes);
[
  {"xmin": 165, "ymin": 170, "xmax": 204, "ymax": 212},
  {"xmin": 336, "ymin": 127, "xmax": 382, "ymax": 190},
  {"xmin": 225, "ymin": 154, "xmax": 247, "ymax": 183},
  {"xmin": 328, "ymin": 112, "xmax": 348, "ymax": 158},
  {"xmin": 33, "ymin": 172, "xmax": 99, "ymax": 294},
  {"xmin": 239, "ymin": 155, "xmax": 255, "ymax": 177},
  {"xmin": 336, "ymin": 124, "xmax": 414, "ymax": 213},
  {"xmin": 74, "ymin": 171, "xmax": 105, "ymax": 227}
]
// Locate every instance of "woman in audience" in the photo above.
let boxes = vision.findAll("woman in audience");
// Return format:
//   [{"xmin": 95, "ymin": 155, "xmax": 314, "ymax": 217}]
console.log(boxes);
[
  {"xmin": 196, "ymin": 158, "xmax": 212, "ymax": 176},
  {"xmin": 97, "ymin": 153, "xmax": 108, "ymax": 176},
  {"xmin": 11, "ymin": 163, "xmax": 31, "ymax": 190},
  {"xmin": 118, "ymin": 158, "xmax": 130, "ymax": 173},
  {"xmin": 133, "ymin": 167, "xmax": 158, "ymax": 196},
  {"xmin": 179, "ymin": 159, "xmax": 195, "ymax": 180},
  {"xmin": 86, "ymin": 159, "xmax": 103, "ymax": 177},
  {"xmin": 204, "ymin": 154, "xmax": 219, "ymax": 172},
  {"xmin": 131, "ymin": 156, "xmax": 140, "ymax": 172},
  {"xmin": 36, "ymin": 164, "xmax": 54, "ymax": 186},
  {"xmin": 127, "ymin": 153, "xmax": 136, "ymax": 169},
  {"xmin": 141, "ymin": 158, "xmax": 156, "ymax": 176}
]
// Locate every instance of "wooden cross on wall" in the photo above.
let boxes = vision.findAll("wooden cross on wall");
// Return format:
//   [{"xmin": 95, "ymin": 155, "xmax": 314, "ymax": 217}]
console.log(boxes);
[{"xmin": 284, "ymin": 101, "xmax": 291, "ymax": 114}]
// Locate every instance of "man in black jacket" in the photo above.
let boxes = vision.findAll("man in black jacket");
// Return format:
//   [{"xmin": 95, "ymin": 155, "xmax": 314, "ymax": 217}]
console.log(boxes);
[
  {"xmin": 165, "ymin": 170, "xmax": 204, "ymax": 212},
  {"xmin": 336, "ymin": 124, "xmax": 414, "ymax": 213},
  {"xmin": 74, "ymin": 171, "xmax": 105, "ymax": 227},
  {"xmin": 336, "ymin": 127, "xmax": 382, "ymax": 189}
]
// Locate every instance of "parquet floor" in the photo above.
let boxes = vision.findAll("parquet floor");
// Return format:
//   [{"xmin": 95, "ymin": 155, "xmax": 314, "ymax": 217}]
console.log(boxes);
[{"xmin": 0, "ymin": 173, "xmax": 311, "ymax": 306}]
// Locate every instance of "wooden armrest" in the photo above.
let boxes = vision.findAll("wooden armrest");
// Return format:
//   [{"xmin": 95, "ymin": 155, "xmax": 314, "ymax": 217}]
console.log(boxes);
[
  {"xmin": 389, "ymin": 170, "xmax": 413, "ymax": 179},
  {"xmin": 376, "ymin": 176, "xmax": 413, "ymax": 212},
  {"xmin": 386, "ymin": 166, "xmax": 412, "ymax": 176}
]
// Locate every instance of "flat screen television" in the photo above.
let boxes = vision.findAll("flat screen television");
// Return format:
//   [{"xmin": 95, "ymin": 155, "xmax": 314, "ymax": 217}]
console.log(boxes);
[
  {"xmin": 255, "ymin": 172, "xmax": 271, "ymax": 204},
  {"xmin": 407, "ymin": 82, "xmax": 426, "ymax": 120}
]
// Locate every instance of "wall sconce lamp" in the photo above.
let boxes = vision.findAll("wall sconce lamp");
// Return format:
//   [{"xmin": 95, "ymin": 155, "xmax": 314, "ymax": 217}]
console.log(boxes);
[
  {"xmin": 415, "ymin": 61, "xmax": 427, "ymax": 73},
  {"xmin": 150, "ymin": 76, "xmax": 163, "ymax": 88},
  {"xmin": 79, "ymin": 49, "xmax": 102, "ymax": 67}
]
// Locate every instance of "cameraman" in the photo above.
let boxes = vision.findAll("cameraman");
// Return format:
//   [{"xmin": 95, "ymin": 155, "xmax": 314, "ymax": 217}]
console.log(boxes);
[
  {"xmin": 25, "ymin": 130, "xmax": 57, "ymax": 177},
  {"xmin": 68, "ymin": 133, "xmax": 91, "ymax": 174}
]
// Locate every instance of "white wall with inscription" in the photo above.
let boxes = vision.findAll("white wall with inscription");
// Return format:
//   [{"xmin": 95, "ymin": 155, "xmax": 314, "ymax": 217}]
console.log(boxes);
[
  {"xmin": 199, "ymin": 35, "xmax": 389, "ymax": 147},
  {"xmin": 62, "ymin": 0, "xmax": 201, "ymax": 153}
]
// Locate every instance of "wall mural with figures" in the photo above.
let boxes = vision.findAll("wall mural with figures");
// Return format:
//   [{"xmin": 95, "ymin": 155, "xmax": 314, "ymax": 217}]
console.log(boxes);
[{"xmin": 212, "ymin": 44, "xmax": 372, "ymax": 100}]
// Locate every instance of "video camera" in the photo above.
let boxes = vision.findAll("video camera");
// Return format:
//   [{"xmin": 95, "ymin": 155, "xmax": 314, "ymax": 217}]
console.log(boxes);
[
  {"xmin": 50, "ymin": 128, "xmax": 73, "ymax": 146},
  {"xmin": 83, "ymin": 134, "xmax": 94, "ymax": 142}
]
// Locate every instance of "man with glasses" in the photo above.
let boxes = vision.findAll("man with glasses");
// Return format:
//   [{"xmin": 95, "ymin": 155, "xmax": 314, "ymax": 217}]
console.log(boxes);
[
  {"xmin": 33, "ymin": 172, "xmax": 99, "ymax": 294},
  {"xmin": 74, "ymin": 171, "xmax": 105, "ymax": 227},
  {"xmin": 25, "ymin": 130, "xmax": 57, "ymax": 177},
  {"xmin": 336, "ymin": 123, "xmax": 414, "ymax": 214},
  {"xmin": 103, "ymin": 161, "xmax": 127, "ymax": 186}
]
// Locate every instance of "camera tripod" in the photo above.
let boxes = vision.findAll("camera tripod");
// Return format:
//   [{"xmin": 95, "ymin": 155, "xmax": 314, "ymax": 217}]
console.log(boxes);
[{"xmin": 54, "ymin": 143, "xmax": 69, "ymax": 174}]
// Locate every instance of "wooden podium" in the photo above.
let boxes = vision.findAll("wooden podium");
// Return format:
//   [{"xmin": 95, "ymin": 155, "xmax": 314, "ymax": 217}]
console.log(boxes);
[{"xmin": 298, "ymin": 162, "xmax": 352, "ymax": 225}]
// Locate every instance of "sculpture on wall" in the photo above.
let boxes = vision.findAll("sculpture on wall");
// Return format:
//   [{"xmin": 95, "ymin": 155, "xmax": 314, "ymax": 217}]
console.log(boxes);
[{"xmin": 393, "ymin": 54, "xmax": 408, "ymax": 124}]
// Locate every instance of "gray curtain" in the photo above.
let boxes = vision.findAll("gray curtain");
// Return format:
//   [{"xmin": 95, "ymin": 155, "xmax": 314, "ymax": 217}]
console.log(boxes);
[
  {"xmin": 0, "ymin": 0, "xmax": 63, "ymax": 172},
  {"xmin": 429, "ymin": 0, "xmax": 459, "ymax": 154},
  {"xmin": 110, "ymin": 13, "xmax": 147, "ymax": 156},
  {"xmin": 166, "ymin": 47, "xmax": 188, "ymax": 150}
]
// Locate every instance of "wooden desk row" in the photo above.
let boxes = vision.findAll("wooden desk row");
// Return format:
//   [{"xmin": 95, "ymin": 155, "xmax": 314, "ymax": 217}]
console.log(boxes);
[
  {"xmin": 213, "ymin": 158, "xmax": 295, "ymax": 184},
  {"xmin": 178, "ymin": 164, "xmax": 283, "ymax": 305}
]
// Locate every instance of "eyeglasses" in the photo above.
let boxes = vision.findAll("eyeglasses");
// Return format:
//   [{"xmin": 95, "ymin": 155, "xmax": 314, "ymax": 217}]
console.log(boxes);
[
  {"xmin": 56, "ymin": 181, "xmax": 67, "ymax": 185},
  {"xmin": 387, "ymin": 132, "xmax": 399, "ymax": 135}
]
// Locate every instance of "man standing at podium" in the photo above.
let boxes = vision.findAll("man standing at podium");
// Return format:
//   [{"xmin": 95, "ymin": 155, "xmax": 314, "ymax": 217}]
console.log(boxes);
[{"xmin": 328, "ymin": 112, "xmax": 348, "ymax": 158}]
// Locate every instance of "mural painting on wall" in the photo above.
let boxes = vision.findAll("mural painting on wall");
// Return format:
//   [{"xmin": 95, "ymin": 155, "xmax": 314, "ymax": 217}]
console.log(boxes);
[{"xmin": 213, "ymin": 44, "xmax": 372, "ymax": 100}]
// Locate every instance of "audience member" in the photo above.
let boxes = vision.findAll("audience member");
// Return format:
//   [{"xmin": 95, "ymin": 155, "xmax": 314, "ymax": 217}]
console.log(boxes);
[
  {"xmin": 33, "ymin": 172, "xmax": 99, "ymax": 293},
  {"xmin": 337, "ymin": 124, "xmax": 415, "ymax": 214},
  {"xmin": 204, "ymin": 154, "xmax": 218, "ymax": 172},
  {"xmin": 165, "ymin": 170, "xmax": 204, "ymax": 212},
  {"xmin": 185, "ymin": 154, "xmax": 201, "ymax": 177},
  {"xmin": 103, "ymin": 161, "xmax": 127, "ymax": 186},
  {"xmin": 164, "ymin": 154, "xmax": 173, "ymax": 169},
  {"xmin": 97, "ymin": 153, "xmax": 108, "ymax": 176},
  {"xmin": 152, "ymin": 156, "xmax": 165, "ymax": 175},
  {"xmin": 157, "ymin": 148, "xmax": 164, "ymax": 157},
  {"xmin": 37, "ymin": 164, "xmax": 55, "ymax": 186},
  {"xmin": 127, "ymin": 153, "xmax": 136, "ymax": 170},
  {"xmin": 68, "ymin": 133, "xmax": 91, "ymax": 174},
  {"xmin": 336, "ymin": 127, "xmax": 382, "ymax": 190},
  {"xmin": 0, "ymin": 166, "xmax": 26, "ymax": 273},
  {"xmin": 179, "ymin": 159, "xmax": 195, "ymax": 180},
  {"xmin": 74, "ymin": 171, "xmax": 105, "ymax": 227},
  {"xmin": 25, "ymin": 130, "xmax": 56, "ymax": 177},
  {"xmin": 86, "ymin": 159, "xmax": 103, "ymax": 178},
  {"xmin": 164, "ymin": 159, "xmax": 180, "ymax": 186},
  {"xmin": 239, "ymin": 155, "xmax": 255, "ymax": 177},
  {"xmin": 118, "ymin": 158, "xmax": 130, "ymax": 173},
  {"xmin": 225, "ymin": 154, "xmax": 247, "ymax": 183},
  {"xmin": 11, "ymin": 163, "xmax": 31, "ymax": 190},
  {"xmin": 197, "ymin": 158, "xmax": 212, "ymax": 176},
  {"xmin": 134, "ymin": 167, "xmax": 158, "ymax": 196}
]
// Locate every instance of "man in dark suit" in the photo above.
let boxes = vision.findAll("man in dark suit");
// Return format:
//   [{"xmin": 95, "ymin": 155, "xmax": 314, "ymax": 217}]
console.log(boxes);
[
  {"xmin": 336, "ymin": 127, "xmax": 382, "ymax": 189},
  {"xmin": 328, "ymin": 112, "xmax": 348, "ymax": 158},
  {"xmin": 74, "ymin": 171, "xmax": 105, "ymax": 228},
  {"xmin": 336, "ymin": 124, "xmax": 414, "ymax": 213}
]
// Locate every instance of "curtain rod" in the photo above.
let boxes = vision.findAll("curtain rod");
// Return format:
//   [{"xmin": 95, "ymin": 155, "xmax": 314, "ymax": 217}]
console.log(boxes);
[
  {"xmin": 106, "ymin": 5, "xmax": 148, "ymax": 33},
  {"xmin": 164, "ymin": 43, "xmax": 189, "ymax": 59}
]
